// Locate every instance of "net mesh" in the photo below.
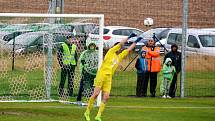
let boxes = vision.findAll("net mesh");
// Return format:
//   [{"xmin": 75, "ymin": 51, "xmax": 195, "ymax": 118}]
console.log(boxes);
[{"xmin": 0, "ymin": 16, "xmax": 101, "ymax": 102}]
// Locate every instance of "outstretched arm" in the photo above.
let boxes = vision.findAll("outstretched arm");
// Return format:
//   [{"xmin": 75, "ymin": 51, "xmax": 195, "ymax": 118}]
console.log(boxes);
[
  {"xmin": 119, "ymin": 33, "xmax": 137, "ymax": 47},
  {"xmin": 126, "ymin": 36, "xmax": 143, "ymax": 52},
  {"xmin": 109, "ymin": 33, "xmax": 138, "ymax": 53}
]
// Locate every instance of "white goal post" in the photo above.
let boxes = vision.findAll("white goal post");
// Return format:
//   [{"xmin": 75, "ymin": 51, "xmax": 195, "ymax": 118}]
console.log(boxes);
[{"xmin": 0, "ymin": 13, "xmax": 104, "ymax": 106}]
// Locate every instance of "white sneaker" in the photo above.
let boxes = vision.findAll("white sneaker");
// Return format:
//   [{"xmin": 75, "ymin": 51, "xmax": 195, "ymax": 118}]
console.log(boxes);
[
  {"xmin": 166, "ymin": 95, "xmax": 171, "ymax": 98},
  {"xmin": 162, "ymin": 95, "xmax": 166, "ymax": 98}
]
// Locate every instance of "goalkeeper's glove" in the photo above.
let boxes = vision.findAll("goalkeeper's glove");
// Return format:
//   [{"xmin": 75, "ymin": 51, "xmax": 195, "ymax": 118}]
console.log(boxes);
[
  {"xmin": 134, "ymin": 37, "xmax": 143, "ymax": 43},
  {"xmin": 128, "ymin": 33, "xmax": 137, "ymax": 39}
]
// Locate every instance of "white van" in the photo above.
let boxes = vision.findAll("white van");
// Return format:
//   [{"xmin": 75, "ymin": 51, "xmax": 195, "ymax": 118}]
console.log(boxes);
[{"xmin": 165, "ymin": 29, "xmax": 215, "ymax": 56}]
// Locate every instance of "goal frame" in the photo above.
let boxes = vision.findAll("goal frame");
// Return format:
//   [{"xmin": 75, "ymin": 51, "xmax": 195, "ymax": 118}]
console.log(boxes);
[{"xmin": 0, "ymin": 13, "xmax": 104, "ymax": 106}]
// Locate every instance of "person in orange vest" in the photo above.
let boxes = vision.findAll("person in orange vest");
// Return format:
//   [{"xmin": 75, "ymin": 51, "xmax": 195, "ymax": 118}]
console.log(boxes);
[{"xmin": 141, "ymin": 38, "xmax": 161, "ymax": 97}]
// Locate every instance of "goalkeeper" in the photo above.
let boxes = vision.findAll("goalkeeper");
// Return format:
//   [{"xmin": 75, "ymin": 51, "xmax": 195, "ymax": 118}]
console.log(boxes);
[
  {"xmin": 77, "ymin": 43, "xmax": 98, "ymax": 102},
  {"xmin": 84, "ymin": 33, "xmax": 143, "ymax": 121}
]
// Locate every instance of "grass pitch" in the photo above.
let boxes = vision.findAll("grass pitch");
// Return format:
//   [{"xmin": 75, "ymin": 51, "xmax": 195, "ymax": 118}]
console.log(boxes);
[{"xmin": 0, "ymin": 97, "xmax": 215, "ymax": 121}]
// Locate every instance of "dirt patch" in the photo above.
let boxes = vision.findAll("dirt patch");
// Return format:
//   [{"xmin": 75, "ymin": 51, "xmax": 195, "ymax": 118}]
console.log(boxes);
[
  {"xmin": 0, "ymin": 111, "xmax": 30, "ymax": 116},
  {"xmin": 186, "ymin": 54, "xmax": 215, "ymax": 71}
]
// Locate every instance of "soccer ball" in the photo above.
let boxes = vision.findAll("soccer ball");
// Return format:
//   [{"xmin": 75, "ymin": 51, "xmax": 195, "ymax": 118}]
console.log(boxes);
[{"xmin": 144, "ymin": 18, "xmax": 154, "ymax": 26}]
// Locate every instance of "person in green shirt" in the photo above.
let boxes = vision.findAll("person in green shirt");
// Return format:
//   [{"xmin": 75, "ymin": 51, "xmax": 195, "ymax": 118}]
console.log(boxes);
[
  {"xmin": 160, "ymin": 58, "xmax": 176, "ymax": 98},
  {"xmin": 76, "ymin": 43, "xmax": 98, "ymax": 103}
]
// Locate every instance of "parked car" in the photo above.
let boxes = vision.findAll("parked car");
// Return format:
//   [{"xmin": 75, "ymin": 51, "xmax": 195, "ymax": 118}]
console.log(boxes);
[
  {"xmin": 86, "ymin": 26, "xmax": 143, "ymax": 49},
  {"xmin": 39, "ymin": 24, "xmax": 72, "ymax": 32},
  {"xmin": 67, "ymin": 22, "xmax": 97, "ymax": 35},
  {"xmin": 165, "ymin": 28, "xmax": 215, "ymax": 56},
  {"xmin": 0, "ymin": 24, "xmax": 39, "ymax": 32},
  {"xmin": 67, "ymin": 22, "xmax": 98, "ymax": 49},
  {"xmin": 201, "ymin": 28, "xmax": 215, "ymax": 32},
  {"xmin": 126, "ymin": 28, "xmax": 171, "ymax": 53},
  {"xmin": 141, "ymin": 28, "xmax": 171, "ymax": 40},
  {"xmin": 0, "ymin": 30, "xmax": 32, "ymax": 44},
  {"xmin": 0, "ymin": 23, "xmax": 7, "ymax": 28},
  {"xmin": 5, "ymin": 31, "xmax": 75, "ymax": 54}
]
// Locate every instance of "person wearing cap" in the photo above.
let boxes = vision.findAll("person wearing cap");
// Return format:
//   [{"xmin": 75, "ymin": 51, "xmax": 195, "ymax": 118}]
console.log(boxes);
[
  {"xmin": 163, "ymin": 44, "xmax": 181, "ymax": 97},
  {"xmin": 135, "ymin": 49, "xmax": 148, "ymax": 97},
  {"xmin": 76, "ymin": 43, "xmax": 98, "ymax": 103},
  {"xmin": 57, "ymin": 34, "xmax": 78, "ymax": 97},
  {"xmin": 84, "ymin": 33, "xmax": 142, "ymax": 121},
  {"xmin": 141, "ymin": 38, "xmax": 161, "ymax": 97}
]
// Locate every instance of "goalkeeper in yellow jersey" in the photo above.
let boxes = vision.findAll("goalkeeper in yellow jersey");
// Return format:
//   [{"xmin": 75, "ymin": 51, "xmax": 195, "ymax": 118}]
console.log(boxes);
[{"xmin": 84, "ymin": 33, "xmax": 143, "ymax": 121}]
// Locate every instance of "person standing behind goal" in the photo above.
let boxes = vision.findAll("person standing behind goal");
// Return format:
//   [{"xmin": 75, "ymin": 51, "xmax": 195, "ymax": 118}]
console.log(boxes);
[
  {"xmin": 57, "ymin": 35, "xmax": 78, "ymax": 97},
  {"xmin": 163, "ymin": 44, "xmax": 181, "ymax": 98},
  {"xmin": 135, "ymin": 50, "xmax": 148, "ymax": 97},
  {"xmin": 160, "ymin": 58, "xmax": 176, "ymax": 98},
  {"xmin": 76, "ymin": 43, "xmax": 98, "ymax": 103},
  {"xmin": 141, "ymin": 38, "xmax": 161, "ymax": 97},
  {"xmin": 84, "ymin": 33, "xmax": 142, "ymax": 121}
]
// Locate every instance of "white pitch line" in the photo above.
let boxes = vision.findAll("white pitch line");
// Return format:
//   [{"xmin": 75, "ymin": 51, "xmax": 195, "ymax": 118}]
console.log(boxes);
[
  {"xmin": 44, "ymin": 106, "xmax": 215, "ymax": 109},
  {"xmin": 107, "ymin": 106, "xmax": 215, "ymax": 109}
]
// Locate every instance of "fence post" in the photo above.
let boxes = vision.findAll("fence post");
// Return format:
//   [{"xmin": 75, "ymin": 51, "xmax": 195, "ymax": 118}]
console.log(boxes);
[
  {"xmin": 12, "ymin": 32, "xmax": 16, "ymax": 71},
  {"xmin": 181, "ymin": 0, "xmax": 189, "ymax": 98},
  {"xmin": 46, "ymin": 33, "xmax": 53, "ymax": 99}
]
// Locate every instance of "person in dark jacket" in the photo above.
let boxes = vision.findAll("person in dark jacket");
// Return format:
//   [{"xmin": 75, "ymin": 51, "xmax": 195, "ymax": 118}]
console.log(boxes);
[
  {"xmin": 163, "ymin": 44, "xmax": 181, "ymax": 97},
  {"xmin": 57, "ymin": 35, "xmax": 78, "ymax": 97},
  {"xmin": 135, "ymin": 50, "xmax": 148, "ymax": 97}
]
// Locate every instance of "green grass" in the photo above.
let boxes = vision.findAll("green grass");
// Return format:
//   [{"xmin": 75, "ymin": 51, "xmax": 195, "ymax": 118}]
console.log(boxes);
[
  {"xmin": 0, "ymin": 68, "xmax": 215, "ymax": 100},
  {"xmin": 112, "ymin": 70, "xmax": 215, "ymax": 97},
  {"xmin": 0, "ymin": 53, "xmax": 215, "ymax": 99},
  {"xmin": 0, "ymin": 97, "xmax": 215, "ymax": 121}
]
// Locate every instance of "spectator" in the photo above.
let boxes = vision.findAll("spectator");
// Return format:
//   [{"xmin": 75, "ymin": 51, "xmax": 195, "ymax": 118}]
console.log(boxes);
[
  {"xmin": 76, "ymin": 43, "xmax": 98, "ymax": 103},
  {"xmin": 135, "ymin": 50, "xmax": 148, "ymax": 97},
  {"xmin": 142, "ymin": 38, "xmax": 161, "ymax": 97},
  {"xmin": 163, "ymin": 44, "xmax": 181, "ymax": 97},
  {"xmin": 57, "ymin": 35, "xmax": 78, "ymax": 97},
  {"xmin": 160, "ymin": 58, "xmax": 176, "ymax": 98}
]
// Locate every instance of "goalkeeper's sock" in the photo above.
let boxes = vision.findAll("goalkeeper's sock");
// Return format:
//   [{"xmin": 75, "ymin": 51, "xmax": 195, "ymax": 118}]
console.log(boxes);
[
  {"xmin": 86, "ymin": 97, "xmax": 95, "ymax": 113},
  {"xmin": 95, "ymin": 116, "xmax": 102, "ymax": 121},
  {"xmin": 96, "ymin": 102, "xmax": 106, "ymax": 118},
  {"xmin": 84, "ymin": 111, "xmax": 90, "ymax": 121}
]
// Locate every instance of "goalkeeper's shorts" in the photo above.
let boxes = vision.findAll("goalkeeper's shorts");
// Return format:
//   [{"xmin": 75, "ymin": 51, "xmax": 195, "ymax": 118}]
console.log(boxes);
[{"xmin": 94, "ymin": 73, "xmax": 112, "ymax": 93}]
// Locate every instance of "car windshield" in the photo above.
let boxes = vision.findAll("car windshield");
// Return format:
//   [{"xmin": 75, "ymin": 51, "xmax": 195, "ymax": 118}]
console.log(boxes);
[
  {"xmin": 91, "ymin": 27, "xmax": 109, "ymax": 35},
  {"xmin": 8, "ymin": 33, "xmax": 42, "ymax": 45},
  {"xmin": 40, "ymin": 24, "xmax": 71, "ymax": 32},
  {"xmin": 199, "ymin": 35, "xmax": 215, "ymax": 47},
  {"xmin": 2, "ymin": 24, "xmax": 29, "ymax": 30},
  {"xmin": 83, "ymin": 24, "xmax": 96, "ymax": 33},
  {"xmin": 74, "ymin": 24, "xmax": 96, "ymax": 34},
  {"xmin": 140, "ymin": 28, "xmax": 168, "ymax": 39}
]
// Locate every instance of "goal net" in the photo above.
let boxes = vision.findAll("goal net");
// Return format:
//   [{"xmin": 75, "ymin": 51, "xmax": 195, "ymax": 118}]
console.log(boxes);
[{"xmin": 0, "ymin": 13, "xmax": 104, "ymax": 103}]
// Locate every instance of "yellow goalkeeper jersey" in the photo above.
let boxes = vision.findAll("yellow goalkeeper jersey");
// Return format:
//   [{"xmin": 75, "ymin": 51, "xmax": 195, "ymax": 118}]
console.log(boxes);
[{"xmin": 99, "ymin": 44, "xmax": 129, "ymax": 75}]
